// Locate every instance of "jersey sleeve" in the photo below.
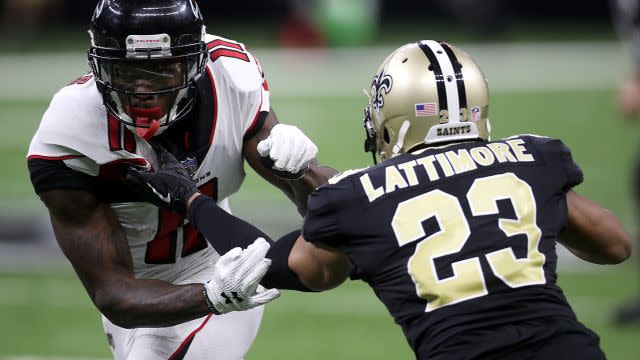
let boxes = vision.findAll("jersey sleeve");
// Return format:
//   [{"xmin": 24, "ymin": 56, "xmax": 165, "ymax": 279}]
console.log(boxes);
[
  {"xmin": 28, "ymin": 158, "xmax": 98, "ymax": 194},
  {"xmin": 302, "ymin": 185, "xmax": 342, "ymax": 245},
  {"xmin": 27, "ymin": 79, "xmax": 151, "ymax": 197},
  {"xmin": 555, "ymin": 140, "xmax": 583, "ymax": 189},
  {"xmin": 526, "ymin": 135, "xmax": 584, "ymax": 190},
  {"xmin": 205, "ymin": 35, "xmax": 270, "ymax": 140},
  {"xmin": 27, "ymin": 81, "xmax": 150, "ymax": 176}
]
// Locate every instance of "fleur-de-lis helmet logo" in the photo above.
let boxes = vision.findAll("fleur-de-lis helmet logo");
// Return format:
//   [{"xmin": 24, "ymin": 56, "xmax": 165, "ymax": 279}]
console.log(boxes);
[{"xmin": 371, "ymin": 67, "xmax": 393, "ymax": 110}]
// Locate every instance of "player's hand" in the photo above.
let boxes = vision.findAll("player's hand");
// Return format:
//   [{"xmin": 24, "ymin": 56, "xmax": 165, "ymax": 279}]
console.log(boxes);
[
  {"xmin": 126, "ymin": 145, "xmax": 199, "ymax": 216},
  {"xmin": 256, "ymin": 124, "xmax": 318, "ymax": 180},
  {"xmin": 204, "ymin": 238, "xmax": 280, "ymax": 314}
]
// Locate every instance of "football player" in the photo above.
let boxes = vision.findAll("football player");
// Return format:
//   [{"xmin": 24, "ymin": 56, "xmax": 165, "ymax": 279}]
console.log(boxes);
[
  {"xmin": 610, "ymin": 0, "xmax": 640, "ymax": 325},
  {"xmin": 133, "ymin": 40, "xmax": 632, "ymax": 359},
  {"xmin": 26, "ymin": 1, "xmax": 336, "ymax": 359}
]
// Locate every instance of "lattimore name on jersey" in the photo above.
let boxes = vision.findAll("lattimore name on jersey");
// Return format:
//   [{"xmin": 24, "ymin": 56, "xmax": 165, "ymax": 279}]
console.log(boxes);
[{"xmin": 360, "ymin": 138, "xmax": 534, "ymax": 203}]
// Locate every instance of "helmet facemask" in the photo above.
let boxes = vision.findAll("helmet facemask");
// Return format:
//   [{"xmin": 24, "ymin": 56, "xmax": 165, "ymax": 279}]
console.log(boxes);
[
  {"xmin": 363, "ymin": 106, "xmax": 379, "ymax": 164},
  {"xmin": 87, "ymin": 0, "xmax": 209, "ymax": 140},
  {"xmin": 88, "ymin": 24, "xmax": 207, "ymax": 139}
]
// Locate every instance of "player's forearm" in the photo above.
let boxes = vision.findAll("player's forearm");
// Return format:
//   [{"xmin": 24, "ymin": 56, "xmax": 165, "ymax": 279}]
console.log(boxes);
[
  {"xmin": 95, "ymin": 279, "xmax": 209, "ymax": 328},
  {"xmin": 262, "ymin": 230, "xmax": 319, "ymax": 292},
  {"xmin": 188, "ymin": 194, "xmax": 345, "ymax": 292},
  {"xmin": 560, "ymin": 191, "xmax": 632, "ymax": 264},
  {"xmin": 187, "ymin": 195, "xmax": 314, "ymax": 291},
  {"xmin": 289, "ymin": 161, "xmax": 338, "ymax": 215},
  {"xmin": 188, "ymin": 194, "xmax": 273, "ymax": 252},
  {"xmin": 286, "ymin": 235, "xmax": 351, "ymax": 291},
  {"xmin": 44, "ymin": 191, "xmax": 210, "ymax": 328}
]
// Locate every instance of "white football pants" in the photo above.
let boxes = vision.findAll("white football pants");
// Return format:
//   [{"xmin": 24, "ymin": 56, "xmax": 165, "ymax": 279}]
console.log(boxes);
[{"xmin": 102, "ymin": 304, "xmax": 263, "ymax": 360}]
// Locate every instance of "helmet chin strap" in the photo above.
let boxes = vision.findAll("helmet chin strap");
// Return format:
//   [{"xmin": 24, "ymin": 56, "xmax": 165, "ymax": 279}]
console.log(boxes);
[{"xmin": 392, "ymin": 120, "xmax": 411, "ymax": 156}]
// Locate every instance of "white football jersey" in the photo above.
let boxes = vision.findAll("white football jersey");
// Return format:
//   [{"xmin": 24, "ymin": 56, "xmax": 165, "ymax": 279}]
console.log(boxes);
[{"xmin": 28, "ymin": 35, "xmax": 270, "ymax": 282}]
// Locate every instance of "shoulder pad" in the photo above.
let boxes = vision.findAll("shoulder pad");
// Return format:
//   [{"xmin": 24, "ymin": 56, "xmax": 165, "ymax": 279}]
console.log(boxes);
[
  {"xmin": 509, "ymin": 135, "xmax": 583, "ymax": 188},
  {"xmin": 28, "ymin": 81, "xmax": 149, "ymax": 175},
  {"xmin": 204, "ymin": 34, "xmax": 264, "ymax": 93}
]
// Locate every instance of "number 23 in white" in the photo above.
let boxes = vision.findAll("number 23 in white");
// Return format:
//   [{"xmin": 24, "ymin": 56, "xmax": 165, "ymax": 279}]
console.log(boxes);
[{"xmin": 392, "ymin": 173, "xmax": 546, "ymax": 312}]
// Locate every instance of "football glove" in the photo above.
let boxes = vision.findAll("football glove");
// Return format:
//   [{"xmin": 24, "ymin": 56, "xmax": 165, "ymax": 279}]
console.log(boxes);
[
  {"xmin": 126, "ymin": 145, "xmax": 199, "ymax": 216},
  {"xmin": 256, "ymin": 124, "xmax": 318, "ymax": 180},
  {"xmin": 204, "ymin": 238, "xmax": 280, "ymax": 314}
]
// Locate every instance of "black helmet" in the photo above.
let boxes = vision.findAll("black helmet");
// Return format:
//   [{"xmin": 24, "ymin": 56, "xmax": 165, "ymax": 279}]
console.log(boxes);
[{"xmin": 88, "ymin": 0, "xmax": 208, "ymax": 139}]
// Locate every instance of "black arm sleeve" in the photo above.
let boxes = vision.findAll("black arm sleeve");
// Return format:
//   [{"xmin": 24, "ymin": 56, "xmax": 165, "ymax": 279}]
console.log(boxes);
[
  {"xmin": 28, "ymin": 158, "xmax": 98, "ymax": 194},
  {"xmin": 187, "ymin": 195, "xmax": 312, "ymax": 291},
  {"xmin": 262, "ymin": 229, "xmax": 316, "ymax": 292},
  {"xmin": 188, "ymin": 195, "xmax": 272, "ymax": 252}
]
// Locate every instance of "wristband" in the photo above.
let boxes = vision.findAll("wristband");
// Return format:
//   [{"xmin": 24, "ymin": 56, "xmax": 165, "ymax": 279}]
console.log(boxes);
[{"xmin": 202, "ymin": 285, "xmax": 221, "ymax": 315}]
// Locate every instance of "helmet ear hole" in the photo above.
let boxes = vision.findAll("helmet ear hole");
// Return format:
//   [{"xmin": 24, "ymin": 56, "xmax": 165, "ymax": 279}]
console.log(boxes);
[
  {"xmin": 428, "ymin": 64, "xmax": 434, "ymax": 72},
  {"xmin": 383, "ymin": 127, "xmax": 391, "ymax": 143}
]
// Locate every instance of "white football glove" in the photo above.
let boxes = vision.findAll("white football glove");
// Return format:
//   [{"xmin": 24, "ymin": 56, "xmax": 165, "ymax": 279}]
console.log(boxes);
[
  {"xmin": 204, "ymin": 238, "xmax": 280, "ymax": 314},
  {"xmin": 256, "ymin": 124, "xmax": 318, "ymax": 178}
]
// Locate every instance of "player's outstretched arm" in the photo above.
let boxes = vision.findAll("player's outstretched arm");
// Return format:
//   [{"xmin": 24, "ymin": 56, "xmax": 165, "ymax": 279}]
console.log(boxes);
[
  {"xmin": 286, "ymin": 234, "xmax": 351, "ymax": 291},
  {"xmin": 187, "ymin": 194, "xmax": 351, "ymax": 292},
  {"xmin": 559, "ymin": 190, "xmax": 632, "ymax": 264},
  {"xmin": 243, "ymin": 109, "xmax": 338, "ymax": 216},
  {"xmin": 39, "ymin": 189, "xmax": 275, "ymax": 328},
  {"xmin": 128, "ymin": 147, "xmax": 350, "ymax": 293}
]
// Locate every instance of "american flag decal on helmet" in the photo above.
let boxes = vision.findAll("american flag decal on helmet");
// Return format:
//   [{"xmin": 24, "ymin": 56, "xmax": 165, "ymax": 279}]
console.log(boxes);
[{"xmin": 415, "ymin": 102, "xmax": 438, "ymax": 117}]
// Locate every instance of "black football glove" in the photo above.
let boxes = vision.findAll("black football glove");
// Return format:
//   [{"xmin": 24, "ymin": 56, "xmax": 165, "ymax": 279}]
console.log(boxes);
[{"xmin": 126, "ymin": 145, "xmax": 199, "ymax": 216}]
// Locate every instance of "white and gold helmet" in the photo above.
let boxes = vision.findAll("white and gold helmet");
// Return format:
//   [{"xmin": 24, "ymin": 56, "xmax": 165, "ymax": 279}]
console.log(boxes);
[{"xmin": 364, "ymin": 40, "xmax": 490, "ymax": 163}]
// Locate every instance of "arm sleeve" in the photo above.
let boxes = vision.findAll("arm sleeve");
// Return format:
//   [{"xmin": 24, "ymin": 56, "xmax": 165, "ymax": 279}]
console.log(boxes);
[
  {"xmin": 262, "ymin": 229, "xmax": 315, "ymax": 292},
  {"xmin": 188, "ymin": 195, "xmax": 273, "ymax": 252},
  {"xmin": 187, "ymin": 195, "xmax": 312, "ymax": 291},
  {"xmin": 28, "ymin": 158, "xmax": 99, "ymax": 194}
]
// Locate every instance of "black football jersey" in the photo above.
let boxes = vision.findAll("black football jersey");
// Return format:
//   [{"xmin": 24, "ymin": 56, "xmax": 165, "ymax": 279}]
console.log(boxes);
[{"xmin": 302, "ymin": 135, "xmax": 583, "ymax": 357}]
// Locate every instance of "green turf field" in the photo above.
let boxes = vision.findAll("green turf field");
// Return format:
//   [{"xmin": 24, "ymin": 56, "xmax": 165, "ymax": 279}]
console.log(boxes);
[
  {"xmin": 1, "ymin": 53, "xmax": 640, "ymax": 358},
  {"xmin": 0, "ymin": 266, "xmax": 636, "ymax": 359}
]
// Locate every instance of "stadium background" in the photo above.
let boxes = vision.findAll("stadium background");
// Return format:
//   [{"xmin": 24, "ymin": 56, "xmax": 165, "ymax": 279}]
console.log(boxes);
[{"xmin": 0, "ymin": 0, "xmax": 638, "ymax": 359}]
